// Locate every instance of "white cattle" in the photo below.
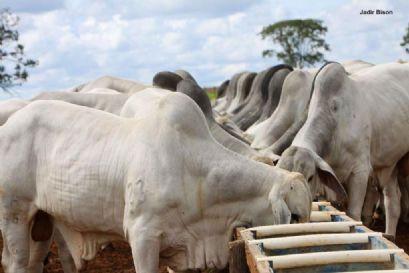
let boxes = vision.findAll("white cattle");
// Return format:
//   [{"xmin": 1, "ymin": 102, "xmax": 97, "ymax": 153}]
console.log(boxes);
[
  {"xmin": 278, "ymin": 62, "xmax": 409, "ymax": 237},
  {"xmin": 225, "ymin": 72, "xmax": 256, "ymax": 115},
  {"xmin": 175, "ymin": 80, "xmax": 254, "ymax": 153},
  {"xmin": 245, "ymin": 66, "xmax": 292, "ymax": 139},
  {"xmin": 214, "ymin": 72, "xmax": 245, "ymax": 113},
  {"xmin": 0, "ymin": 99, "xmax": 29, "ymax": 126},
  {"xmin": 0, "ymin": 86, "xmax": 260, "ymax": 273},
  {"xmin": 0, "ymin": 91, "xmax": 133, "ymax": 273},
  {"xmin": 175, "ymin": 69, "xmax": 198, "ymax": 84},
  {"xmin": 341, "ymin": 60, "xmax": 375, "ymax": 74},
  {"xmin": 0, "ymin": 93, "xmax": 311, "ymax": 272},
  {"xmin": 73, "ymin": 75, "xmax": 149, "ymax": 93},
  {"xmin": 211, "ymin": 79, "xmax": 229, "ymax": 108},
  {"xmin": 152, "ymin": 72, "xmax": 253, "ymax": 149},
  {"xmin": 123, "ymin": 82, "xmax": 277, "ymax": 162},
  {"xmin": 0, "ymin": 84, "xmax": 144, "ymax": 126},
  {"xmin": 248, "ymin": 68, "xmax": 317, "ymax": 151},
  {"xmin": 85, "ymin": 87, "xmax": 120, "ymax": 94},
  {"xmin": 256, "ymin": 66, "xmax": 292, "ymax": 125},
  {"xmin": 31, "ymin": 90, "xmax": 131, "ymax": 115},
  {"xmin": 250, "ymin": 60, "xmax": 374, "ymax": 153},
  {"xmin": 232, "ymin": 65, "xmax": 289, "ymax": 131}
]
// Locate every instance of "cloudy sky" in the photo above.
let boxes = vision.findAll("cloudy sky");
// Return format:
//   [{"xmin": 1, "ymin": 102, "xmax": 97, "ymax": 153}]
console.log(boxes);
[{"xmin": 1, "ymin": 0, "xmax": 408, "ymax": 99}]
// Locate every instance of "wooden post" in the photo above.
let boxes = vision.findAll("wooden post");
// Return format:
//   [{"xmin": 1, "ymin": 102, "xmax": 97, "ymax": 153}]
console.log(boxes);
[{"xmin": 229, "ymin": 227, "xmax": 250, "ymax": 273}]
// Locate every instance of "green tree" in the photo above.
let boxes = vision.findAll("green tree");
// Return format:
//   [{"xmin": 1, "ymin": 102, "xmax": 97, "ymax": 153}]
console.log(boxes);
[
  {"xmin": 401, "ymin": 23, "xmax": 409, "ymax": 54},
  {"xmin": 260, "ymin": 19, "xmax": 330, "ymax": 68},
  {"xmin": 0, "ymin": 8, "xmax": 38, "ymax": 93}
]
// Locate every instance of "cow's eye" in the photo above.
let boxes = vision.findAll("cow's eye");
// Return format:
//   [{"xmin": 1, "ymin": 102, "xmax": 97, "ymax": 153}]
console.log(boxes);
[{"xmin": 308, "ymin": 176, "xmax": 313, "ymax": 183}]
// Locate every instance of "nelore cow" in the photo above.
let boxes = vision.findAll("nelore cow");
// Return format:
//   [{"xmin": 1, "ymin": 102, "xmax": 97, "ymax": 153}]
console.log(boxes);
[
  {"xmin": 153, "ymin": 73, "xmax": 263, "ymax": 158},
  {"xmin": 0, "ymin": 92, "xmax": 311, "ymax": 273},
  {"xmin": 175, "ymin": 69, "xmax": 198, "ymax": 84},
  {"xmin": 232, "ymin": 65, "xmax": 291, "ymax": 131},
  {"xmin": 0, "ymin": 75, "xmax": 151, "ymax": 125},
  {"xmin": 31, "ymin": 90, "xmax": 131, "ymax": 115},
  {"xmin": 71, "ymin": 75, "xmax": 148, "ymax": 93},
  {"xmin": 0, "ymin": 90, "xmax": 133, "ymax": 127},
  {"xmin": 212, "ymin": 79, "xmax": 230, "ymax": 108},
  {"xmin": 278, "ymin": 62, "xmax": 409, "ymax": 237},
  {"xmin": 225, "ymin": 72, "xmax": 257, "ymax": 115},
  {"xmin": 248, "ymin": 68, "xmax": 317, "ymax": 152},
  {"xmin": 214, "ymin": 72, "xmax": 245, "ymax": 114},
  {"xmin": 0, "ymin": 99, "xmax": 30, "ymax": 126},
  {"xmin": 0, "ymin": 78, "xmax": 271, "ymax": 272},
  {"xmin": 249, "ymin": 60, "xmax": 374, "ymax": 154}
]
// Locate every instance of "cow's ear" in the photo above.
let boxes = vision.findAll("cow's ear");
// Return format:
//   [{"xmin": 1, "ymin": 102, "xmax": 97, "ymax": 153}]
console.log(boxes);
[
  {"xmin": 314, "ymin": 154, "xmax": 348, "ymax": 203},
  {"xmin": 152, "ymin": 71, "xmax": 183, "ymax": 91}
]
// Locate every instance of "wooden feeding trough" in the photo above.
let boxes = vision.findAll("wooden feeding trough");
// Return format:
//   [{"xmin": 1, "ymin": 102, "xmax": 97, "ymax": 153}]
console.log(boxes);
[{"xmin": 229, "ymin": 201, "xmax": 409, "ymax": 273}]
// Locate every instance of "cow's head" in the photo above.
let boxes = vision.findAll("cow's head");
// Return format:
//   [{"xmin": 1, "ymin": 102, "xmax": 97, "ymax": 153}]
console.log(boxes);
[
  {"xmin": 268, "ymin": 172, "xmax": 312, "ymax": 224},
  {"xmin": 278, "ymin": 146, "xmax": 347, "ymax": 204}
]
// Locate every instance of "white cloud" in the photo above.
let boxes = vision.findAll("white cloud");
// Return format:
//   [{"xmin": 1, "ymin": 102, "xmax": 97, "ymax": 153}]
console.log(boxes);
[
  {"xmin": 2, "ymin": 0, "xmax": 64, "ymax": 13},
  {"xmin": 2, "ymin": 0, "xmax": 408, "ymax": 99}
]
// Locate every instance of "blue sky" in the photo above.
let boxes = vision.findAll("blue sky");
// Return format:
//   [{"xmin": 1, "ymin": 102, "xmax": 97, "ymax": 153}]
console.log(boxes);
[{"xmin": 1, "ymin": 0, "xmax": 408, "ymax": 99}]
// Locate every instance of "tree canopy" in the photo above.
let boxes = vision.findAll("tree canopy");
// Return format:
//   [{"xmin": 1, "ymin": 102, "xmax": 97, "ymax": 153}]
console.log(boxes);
[
  {"xmin": 0, "ymin": 9, "xmax": 38, "ymax": 93},
  {"xmin": 401, "ymin": 23, "xmax": 409, "ymax": 54},
  {"xmin": 260, "ymin": 19, "xmax": 330, "ymax": 68}
]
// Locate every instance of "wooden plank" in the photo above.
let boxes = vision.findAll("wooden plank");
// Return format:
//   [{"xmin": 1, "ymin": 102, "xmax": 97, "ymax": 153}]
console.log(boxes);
[
  {"xmin": 249, "ymin": 232, "xmax": 382, "ymax": 250},
  {"xmin": 318, "ymin": 202, "xmax": 409, "ymax": 267},
  {"xmin": 229, "ymin": 227, "xmax": 250, "ymax": 273},
  {"xmin": 257, "ymin": 249, "xmax": 404, "ymax": 269},
  {"xmin": 312, "ymin": 201, "xmax": 332, "ymax": 205},
  {"xmin": 310, "ymin": 210, "xmax": 346, "ymax": 222},
  {"xmin": 240, "ymin": 229, "xmax": 270, "ymax": 273},
  {"xmin": 239, "ymin": 200, "xmax": 409, "ymax": 273},
  {"xmin": 312, "ymin": 201, "xmax": 331, "ymax": 211},
  {"xmin": 229, "ymin": 240, "xmax": 249, "ymax": 273},
  {"xmin": 246, "ymin": 221, "xmax": 362, "ymax": 237}
]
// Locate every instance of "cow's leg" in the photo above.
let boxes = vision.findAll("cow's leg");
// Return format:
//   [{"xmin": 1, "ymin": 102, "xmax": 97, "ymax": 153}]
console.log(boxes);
[
  {"xmin": 398, "ymin": 175, "xmax": 409, "ymax": 223},
  {"xmin": 346, "ymin": 169, "xmax": 370, "ymax": 221},
  {"xmin": 24, "ymin": 210, "xmax": 55, "ymax": 273},
  {"xmin": 130, "ymin": 235, "xmax": 160, "ymax": 273},
  {"xmin": 361, "ymin": 178, "xmax": 379, "ymax": 227},
  {"xmin": 375, "ymin": 191, "xmax": 386, "ymax": 221},
  {"xmin": 54, "ymin": 228, "xmax": 78, "ymax": 273},
  {"xmin": 379, "ymin": 168, "xmax": 401, "ymax": 237},
  {"xmin": 1, "ymin": 216, "xmax": 30, "ymax": 273},
  {"xmin": 27, "ymin": 234, "xmax": 53, "ymax": 273},
  {"xmin": 126, "ymin": 219, "xmax": 160, "ymax": 273},
  {"xmin": 1, "ymin": 236, "xmax": 11, "ymax": 272}
]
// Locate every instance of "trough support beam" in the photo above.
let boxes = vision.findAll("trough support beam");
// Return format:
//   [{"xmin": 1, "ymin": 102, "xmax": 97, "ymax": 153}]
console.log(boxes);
[{"xmin": 229, "ymin": 227, "xmax": 250, "ymax": 273}]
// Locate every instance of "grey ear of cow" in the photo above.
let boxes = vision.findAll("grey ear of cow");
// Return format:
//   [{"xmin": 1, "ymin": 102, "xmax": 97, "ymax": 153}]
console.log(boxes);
[
  {"xmin": 314, "ymin": 154, "xmax": 348, "ymax": 203},
  {"xmin": 152, "ymin": 71, "xmax": 183, "ymax": 91}
]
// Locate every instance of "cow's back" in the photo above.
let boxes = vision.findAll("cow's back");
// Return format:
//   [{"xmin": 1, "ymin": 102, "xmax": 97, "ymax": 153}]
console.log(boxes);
[
  {"xmin": 0, "ymin": 101, "xmax": 137, "ymax": 232},
  {"xmin": 353, "ymin": 64, "xmax": 409, "ymax": 165}
]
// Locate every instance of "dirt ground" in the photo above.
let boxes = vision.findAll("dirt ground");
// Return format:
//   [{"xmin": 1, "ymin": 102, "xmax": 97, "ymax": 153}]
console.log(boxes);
[{"xmin": 0, "ymin": 221, "xmax": 408, "ymax": 273}]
